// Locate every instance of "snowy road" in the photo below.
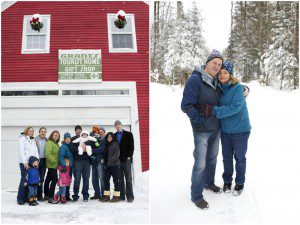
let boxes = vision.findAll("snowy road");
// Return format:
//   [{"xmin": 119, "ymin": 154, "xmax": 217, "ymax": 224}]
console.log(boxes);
[
  {"xmin": 1, "ymin": 172, "xmax": 149, "ymax": 224},
  {"xmin": 150, "ymin": 82, "xmax": 300, "ymax": 224}
]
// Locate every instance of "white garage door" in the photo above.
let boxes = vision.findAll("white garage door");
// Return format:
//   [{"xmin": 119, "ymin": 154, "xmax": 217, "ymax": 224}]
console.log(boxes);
[{"xmin": 1, "ymin": 81, "xmax": 142, "ymax": 189}]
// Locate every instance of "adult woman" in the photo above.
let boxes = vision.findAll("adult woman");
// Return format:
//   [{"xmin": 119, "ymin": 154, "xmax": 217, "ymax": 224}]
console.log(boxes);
[
  {"xmin": 17, "ymin": 126, "xmax": 39, "ymax": 205},
  {"xmin": 102, "ymin": 132, "xmax": 121, "ymax": 202},
  {"xmin": 213, "ymin": 61, "xmax": 251, "ymax": 196},
  {"xmin": 44, "ymin": 130, "xmax": 60, "ymax": 203}
]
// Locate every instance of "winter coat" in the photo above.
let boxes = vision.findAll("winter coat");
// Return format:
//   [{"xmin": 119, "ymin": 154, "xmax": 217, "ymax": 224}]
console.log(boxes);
[
  {"xmin": 57, "ymin": 165, "xmax": 72, "ymax": 187},
  {"xmin": 59, "ymin": 142, "xmax": 74, "ymax": 167},
  {"xmin": 34, "ymin": 136, "xmax": 47, "ymax": 159},
  {"xmin": 213, "ymin": 82, "xmax": 251, "ymax": 134},
  {"xmin": 45, "ymin": 140, "xmax": 60, "ymax": 169},
  {"xmin": 18, "ymin": 136, "xmax": 39, "ymax": 165},
  {"xmin": 92, "ymin": 136, "xmax": 107, "ymax": 163},
  {"xmin": 181, "ymin": 65, "xmax": 221, "ymax": 132},
  {"xmin": 27, "ymin": 156, "xmax": 40, "ymax": 185},
  {"xmin": 70, "ymin": 135, "xmax": 99, "ymax": 161},
  {"xmin": 114, "ymin": 130, "xmax": 134, "ymax": 162},
  {"xmin": 72, "ymin": 136, "xmax": 97, "ymax": 146},
  {"xmin": 104, "ymin": 140, "xmax": 120, "ymax": 167}
]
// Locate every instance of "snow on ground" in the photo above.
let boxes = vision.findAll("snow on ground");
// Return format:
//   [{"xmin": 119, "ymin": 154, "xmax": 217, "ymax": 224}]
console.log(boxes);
[
  {"xmin": 150, "ymin": 81, "xmax": 300, "ymax": 224},
  {"xmin": 1, "ymin": 172, "xmax": 149, "ymax": 224}
]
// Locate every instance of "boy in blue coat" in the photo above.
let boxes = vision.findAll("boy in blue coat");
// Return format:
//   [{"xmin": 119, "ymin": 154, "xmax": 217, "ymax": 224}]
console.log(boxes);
[
  {"xmin": 25, "ymin": 156, "xmax": 40, "ymax": 206},
  {"xmin": 213, "ymin": 61, "xmax": 251, "ymax": 196}
]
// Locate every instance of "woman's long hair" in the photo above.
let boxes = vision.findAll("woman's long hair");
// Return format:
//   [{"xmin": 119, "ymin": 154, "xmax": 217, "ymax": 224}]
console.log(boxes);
[
  {"xmin": 48, "ymin": 130, "xmax": 60, "ymax": 143},
  {"xmin": 106, "ymin": 132, "xmax": 117, "ymax": 143}
]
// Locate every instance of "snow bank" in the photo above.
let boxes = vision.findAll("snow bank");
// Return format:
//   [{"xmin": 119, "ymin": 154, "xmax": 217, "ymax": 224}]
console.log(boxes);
[
  {"xmin": 150, "ymin": 81, "xmax": 300, "ymax": 223},
  {"xmin": 1, "ymin": 172, "xmax": 149, "ymax": 224}
]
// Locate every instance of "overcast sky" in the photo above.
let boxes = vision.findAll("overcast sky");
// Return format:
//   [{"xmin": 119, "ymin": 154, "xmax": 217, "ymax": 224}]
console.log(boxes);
[
  {"xmin": 150, "ymin": 0, "xmax": 231, "ymax": 52},
  {"xmin": 183, "ymin": 0, "xmax": 231, "ymax": 52}
]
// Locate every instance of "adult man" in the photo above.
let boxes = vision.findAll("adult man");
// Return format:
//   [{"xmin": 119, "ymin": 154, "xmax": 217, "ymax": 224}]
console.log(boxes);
[
  {"xmin": 114, "ymin": 120, "xmax": 134, "ymax": 202},
  {"xmin": 90, "ymin": 127, "xmax": 107, "ymax": 200},
  {"xmin": 70, "ymin": 125, "xmax": 99, "ymax": 202},
  {"xmin": 34, "ymin": 127, "xmax": 47, "ymax": 201},
  {"xmin": 181, "ymin": 50, "xmax": 249, "ymax": 209}
]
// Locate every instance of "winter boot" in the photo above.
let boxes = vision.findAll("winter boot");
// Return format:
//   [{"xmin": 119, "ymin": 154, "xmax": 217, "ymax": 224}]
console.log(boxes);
[
  {"xmin": 101, "ymin": 191, "xmax": 111, "ymax": 202},
  {"xmin": 90, "ymin": 195, "xmax": 100, "ymax": 200},
  {"xmin": 53, "ymin": 194, "xmax": 59, "ymax": 204},
  {"xmin": 223, "ymin": 183, "xmax": 232, "ymax": 193},
  {"xmin": 127, "ymin": 196, "xmax": 134, "ymax": 203},
  {"xmin": 204, "ymin": 184, "xmax": 222, "ymax": 194},
  {"xmin": 48, "ymin": 197, "xmax": 54, "ymax": 204},
  {"xmin": 233, "ymin": 184, "xmax": 244, "ymax": 196},
  {"xmin": 61, "ymin": 195, "xmax": 67, "ymax": 204},
  {"xmin": 34, "ymin": 196, "xmax": 39, "ymax": 206},
  {"xmin": 194, "ymin": 199, "xmax": 209, "ymax": 210},
  {"xmin": 29, "ymin": 196, "xmax": 36, "ymax": 206},
  {"xmin": 110, "ymin": 191, "xmax": 120, "ymax": 203}
]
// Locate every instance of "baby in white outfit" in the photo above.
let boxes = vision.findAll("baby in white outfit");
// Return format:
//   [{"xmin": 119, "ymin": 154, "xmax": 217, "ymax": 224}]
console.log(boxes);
[{"xmin": 72, "ymin": 130, "xmax": 97, "ymax": 156}]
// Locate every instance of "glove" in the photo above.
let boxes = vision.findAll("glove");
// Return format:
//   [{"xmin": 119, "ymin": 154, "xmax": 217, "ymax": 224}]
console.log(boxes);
[
  {"xmin": 60, "ymin": 166, "xmax": 67, "ymax": 173},
  {"xmin": 199, "ymin": 104, "xmax": 213, "ymax": 116}
]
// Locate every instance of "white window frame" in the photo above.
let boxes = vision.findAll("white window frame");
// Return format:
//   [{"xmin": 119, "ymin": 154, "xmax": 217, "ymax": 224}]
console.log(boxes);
[
  {"xmin": 21, "ymin": 15, "xmax": 51, "ymax": 54},
  {"xmin": 107, "ymin": 14, "xmax": 137, "ymax": 53}
]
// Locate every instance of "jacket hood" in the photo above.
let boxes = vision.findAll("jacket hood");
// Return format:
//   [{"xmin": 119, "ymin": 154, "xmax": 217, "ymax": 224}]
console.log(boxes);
[
  {"xmin": 29, "ymin": 156, "xmax": 39, "ymax": 167},
  {"xmin": 81, "ymin": 130, "xmax": 89, "ymax": 137}
]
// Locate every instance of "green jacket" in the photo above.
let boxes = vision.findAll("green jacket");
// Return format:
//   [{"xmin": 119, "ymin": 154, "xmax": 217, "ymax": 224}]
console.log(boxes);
[{"xmin": 45, "ymin": 140, "xmax": 60, "ymax": 169}]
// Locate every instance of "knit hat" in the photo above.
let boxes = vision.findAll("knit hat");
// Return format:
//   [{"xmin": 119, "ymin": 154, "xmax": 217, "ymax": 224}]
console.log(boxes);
[
  {"xmin": 92, "ymin": 125, "xmax": 100, "ymax": 133},
  {"xmin": 64, "ymin": 132, "xmax": 71, "ymax": 140},
  {"xmin": 75, "ymin": 125, "xmax": 82, "ymax": 131},
  {"xmin": 206, "ymin": 49, "xmax": 224, "ymax": 64},
  {"xmin": 99, "ymin": 126, "xmax": 106, "ymax": 133},
  {"xmin": 81, "ymin": 130, "xmax": 89, "ymax": 137},
  {"xmin": 221, "ymin": 61, "xmax": 234, "ymax": 76},
  {"xmin": 29, "ymin": 156, "xmax": 39, "ymax": 167},
  {"xmin": 114, "ymin": 120, "xmax": 122, "ymax": 126}
]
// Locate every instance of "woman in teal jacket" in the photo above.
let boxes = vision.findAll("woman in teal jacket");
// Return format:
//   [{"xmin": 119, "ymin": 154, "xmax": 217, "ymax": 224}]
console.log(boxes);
[{"xmin": 212, "ymin": 61, "xmax": 251, "ymax": 196}]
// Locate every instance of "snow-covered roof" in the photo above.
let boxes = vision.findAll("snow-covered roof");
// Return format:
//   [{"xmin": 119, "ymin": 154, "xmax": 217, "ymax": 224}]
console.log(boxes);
[{"xmin": 1, "ymin": 1, "xmax": 16, "ymax": 12}]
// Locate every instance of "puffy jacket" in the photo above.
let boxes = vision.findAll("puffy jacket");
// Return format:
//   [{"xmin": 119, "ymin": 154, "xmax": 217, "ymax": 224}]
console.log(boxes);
[
  {"xmin": 213, "ymin": 82, "xmax": 251, "ymax": 133},
  {"xmin": 57, "ymin": 165, "xmax": 72, "ymax": 187},
  {"xmin": 181, "ymin": 65, "xmax": 221, "ymax": 132},
  {"xmin": 104, "ymin": 140, "xmax": 120, "ymax": 167},
  {"xmin": 59, "ymin": 142, "xmax": 74, "ymax": 167},
  {"xmin": 18, "ymin": 136, "xmax": 39, "ymax": 165},
  {"xmin": 45, "ymin": 140, "xmax": 60, "ymax": 169}
]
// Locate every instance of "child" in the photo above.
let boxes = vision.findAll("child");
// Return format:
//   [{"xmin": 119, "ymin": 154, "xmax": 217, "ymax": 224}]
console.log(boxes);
[
  {"xmin": 25, "ymin": 156, "xmax": 40, "ymax": 206},
  {"xmin": 90, "ymin": 125, "xmax": 100, "ymax": 138},
  {"xmin": 102, "ymin": 132, "xmax": 121, "ymax": 203},
  {"xmin": 72, "ymin": 130, "xmax": 97, "ymax": 156},
  {"xmin": 53, "ymin": 158, "xmax": 72, "ymax": 204}
]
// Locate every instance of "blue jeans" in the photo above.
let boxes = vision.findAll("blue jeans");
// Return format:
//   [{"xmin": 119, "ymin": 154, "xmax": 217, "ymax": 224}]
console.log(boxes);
[
  {"xmin": 97, "ymin": 162, "xmax": 105, "ymax": 197},
  {"xmin": 119, "ymin": 159, "xmax": 134, "ymax": 200},
  {"xmin": 221, "ymin": 131, "xmax": 250, "ymax": 185},
  {"xmin": 191, "ymin": 125, "xmax": 220, "ymax": 202},
  {"xmin": 28, "ymin": 186, "xmax": 37, "ymax": 197},
  {"xmin": 56, "ymin": 186, "xmax": 67, "ymax": 196},
  {"xmin": 91, "ymin": 161, "xmax": 105, "ymax": 197},
  {"xmin": 17, "ymin": 163, "xmax": 28, "ymax": 203},
  {"xmin": 73, "ymin": 160, "xmax": 90, "ymax": 200}
]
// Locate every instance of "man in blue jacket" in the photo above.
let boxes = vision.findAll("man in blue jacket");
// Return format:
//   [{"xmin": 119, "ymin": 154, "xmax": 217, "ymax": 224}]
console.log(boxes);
[{"xmin": 181, "ymin": 50, "xmax": 249, "ymax": 209}]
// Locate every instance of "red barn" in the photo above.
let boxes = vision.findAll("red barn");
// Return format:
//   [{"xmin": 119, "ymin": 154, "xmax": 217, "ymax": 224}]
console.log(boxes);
[{"xmin": 1, "ymin": 1, "xmax": 149, "ymax": 188}]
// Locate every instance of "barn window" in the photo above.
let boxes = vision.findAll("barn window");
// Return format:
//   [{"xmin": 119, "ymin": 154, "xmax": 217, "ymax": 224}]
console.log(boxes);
[
  {"xmin": 1, "ymin": 90, "xmax": 58, "ymax": 96},
  {"xmin": 107, "ymin": 14, "xmax": 137, "ymax": 53},
  {"xmin": 62, "ymin": 89, "xmax": 130, "ymax": 96},
  {"xmin": 22, "ymin": 15, "xmax": 51, "ymax": 54}
]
